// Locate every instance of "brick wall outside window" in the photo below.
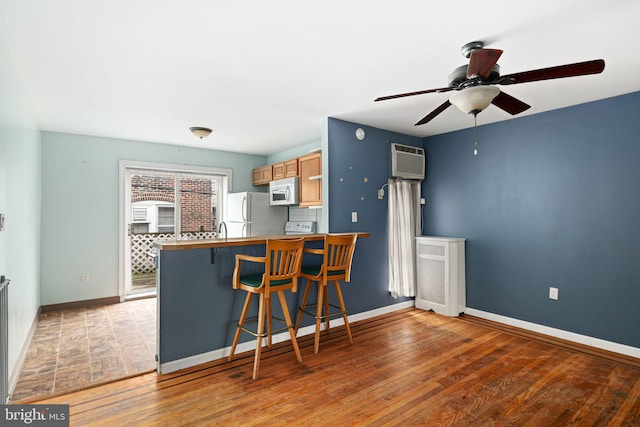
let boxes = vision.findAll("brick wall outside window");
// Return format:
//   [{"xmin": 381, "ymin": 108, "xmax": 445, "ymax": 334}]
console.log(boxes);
[
  {"xmin": 131, "ymin": 175, "xmax": 217, "ymax": 232},
  {"xmin": 179, "ymin": 178, "xmax": 215, "ymax": 231}
]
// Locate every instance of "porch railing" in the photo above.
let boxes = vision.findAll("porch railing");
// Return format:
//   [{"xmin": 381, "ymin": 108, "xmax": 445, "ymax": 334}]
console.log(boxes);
[{"xmin": 131, "ymin": 231, "xmax": 216, "ymax": 274}]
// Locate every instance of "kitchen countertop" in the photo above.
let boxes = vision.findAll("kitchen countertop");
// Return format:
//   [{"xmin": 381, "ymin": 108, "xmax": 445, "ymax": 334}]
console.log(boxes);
[{"xmin": 154, "ymin": 232, "xmax": 370, "ymax": 251}]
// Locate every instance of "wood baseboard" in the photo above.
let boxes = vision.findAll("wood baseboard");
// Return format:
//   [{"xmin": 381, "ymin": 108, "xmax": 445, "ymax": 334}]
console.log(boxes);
[{"xmin": 40, "ymin": 296, "xmax": 121, "ymax": 313}]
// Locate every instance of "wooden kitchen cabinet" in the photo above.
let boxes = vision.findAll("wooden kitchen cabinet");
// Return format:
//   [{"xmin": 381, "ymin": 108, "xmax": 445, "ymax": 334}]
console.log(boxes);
[
  {"xmin": 298, "ymin": 152, "xmax": 322, "ymax": 207},
  {"xmin": 252, "ymin": 165, "xmax": 273, "ymax": 186},
  {"xmin": 284, "ymin": 158, "xmax": 298, "ymax": 177},
  {"xmin": 272, "ymin": 162, "xmax": 285, "ymax": 180},
  {"xmin": 272, "ymin": 158, "xmax": 299, "ymax": 180}
]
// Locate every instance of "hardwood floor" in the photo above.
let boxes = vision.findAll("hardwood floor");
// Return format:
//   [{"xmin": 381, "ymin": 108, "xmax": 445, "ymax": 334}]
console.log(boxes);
[{"xmin": 31, "ymin": 308, "xmax": 640, "ymax": 426}]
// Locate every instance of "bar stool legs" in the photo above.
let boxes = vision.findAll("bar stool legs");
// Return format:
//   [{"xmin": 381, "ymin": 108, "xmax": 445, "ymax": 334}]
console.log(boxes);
[
  {"xmin": 229, "ymin": 292, "xmax": 253, "ymax": 361},
  {"xmin": 331, "ymin": 280, "xmax": 353, "ymax": 346},
  {"xmin": 277, "ymin": 291, "xmax": 302, "ymax": 362},
  {"xmin": 295, "ymin": 278, "xmax": 353, "ymax": 354},
  {"xmin": 227, "ymin": 238, "xmax": 305, "ymax": 379},
  {"xmin": 229, "ymin": 290, "xmax": 302, "ymax": 380}
]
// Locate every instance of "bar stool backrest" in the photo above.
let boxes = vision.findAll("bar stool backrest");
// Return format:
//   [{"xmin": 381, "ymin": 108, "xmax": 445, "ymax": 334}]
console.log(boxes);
[
  {"xmin": 265, "ymin": 238, "xmax": 305, "ymax": 292},
  {"xmin": 323, "ymin": 234, "xmax": 358, "ymax": 282}
]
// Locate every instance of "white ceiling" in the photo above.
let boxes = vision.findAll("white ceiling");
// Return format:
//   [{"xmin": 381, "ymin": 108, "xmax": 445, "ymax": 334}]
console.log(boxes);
[{"xmin": 0, "ymin": 0, "xmax": 638, "ymax": 155}]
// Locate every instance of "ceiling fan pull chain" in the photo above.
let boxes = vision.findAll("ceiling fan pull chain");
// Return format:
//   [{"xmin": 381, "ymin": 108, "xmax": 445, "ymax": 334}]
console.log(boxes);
[{"xmin": 473, "ymin": 114, "xmax": 479, "ymax": 156}]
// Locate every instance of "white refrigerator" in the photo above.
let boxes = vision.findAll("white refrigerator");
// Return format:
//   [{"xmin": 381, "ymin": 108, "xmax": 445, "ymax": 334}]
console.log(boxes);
[{"xmin": 226, "ymin": 192, "xmax": 288, "ymax": 237}]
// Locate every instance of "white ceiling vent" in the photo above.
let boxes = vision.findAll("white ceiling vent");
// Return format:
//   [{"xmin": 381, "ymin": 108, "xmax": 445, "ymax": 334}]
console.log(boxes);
[{"xmin": 391, "ymin": 143, "xmax": 425, "ymax": 180}]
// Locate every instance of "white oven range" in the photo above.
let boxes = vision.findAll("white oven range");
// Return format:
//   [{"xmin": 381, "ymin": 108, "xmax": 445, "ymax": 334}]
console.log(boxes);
[{"xmin": 284, "ymin": 221, "xmax": 316, "ymax": 235}]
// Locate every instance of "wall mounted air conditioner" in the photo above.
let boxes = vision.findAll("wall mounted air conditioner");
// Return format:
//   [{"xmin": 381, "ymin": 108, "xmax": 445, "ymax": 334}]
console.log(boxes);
[{"xmin": 391, "ymin": 143, "xmax": 425, "ymax": 180}]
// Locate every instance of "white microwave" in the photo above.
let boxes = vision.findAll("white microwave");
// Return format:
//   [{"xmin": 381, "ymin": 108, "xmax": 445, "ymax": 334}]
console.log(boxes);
[{"xmin": 269, "ymin": 177, "xmax": 299, "ymax": 206}]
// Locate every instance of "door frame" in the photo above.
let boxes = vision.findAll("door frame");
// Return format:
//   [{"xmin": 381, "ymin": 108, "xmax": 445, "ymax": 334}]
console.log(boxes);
[{"xmin": 118, "ymin": 160, "xmax": 233, "ymax": 300}]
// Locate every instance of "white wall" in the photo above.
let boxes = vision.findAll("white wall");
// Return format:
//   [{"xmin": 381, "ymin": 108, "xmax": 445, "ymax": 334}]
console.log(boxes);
[
  {"xmin": 40, "ymin": 132, "xmax": 266, "ymax": 305},
  {"xmin": 0, "ymin": 33, "xmax": 41, "ymax": 388}
]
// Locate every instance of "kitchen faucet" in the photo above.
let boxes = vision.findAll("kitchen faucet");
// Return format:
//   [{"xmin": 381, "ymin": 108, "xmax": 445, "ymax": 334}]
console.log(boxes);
[{"xmin": 218, "ymin": 221, "xmax": 227, "ymax": 239}]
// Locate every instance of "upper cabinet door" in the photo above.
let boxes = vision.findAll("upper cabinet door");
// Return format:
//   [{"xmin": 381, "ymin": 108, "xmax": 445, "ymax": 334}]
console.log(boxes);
[
  {"xmin": 272, "ymin": 162, "xmax": 285, "ymax": 180},
  {"xmin": 298, "ymin": 152, "xmax": 321, "ymax": 207},
  {"xmin": 284, "ymin": 158, "xmax": 298, "ymax": 178},
  {"xmin": 252, "ymin": 165, "xmax": 273, "ymax": 186}
]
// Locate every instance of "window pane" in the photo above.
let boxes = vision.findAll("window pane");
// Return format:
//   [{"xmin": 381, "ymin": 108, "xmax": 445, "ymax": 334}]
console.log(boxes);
[
  {"xmin": 132, "ymin": 223, "xmax": 149, "ymax": 234},
  {"xmin": 158, "ymin": 206, "xmax": 175, "ymax": 228},
  {"xmin": 179, "ymin": 177, "xmax": 217, "ymax": 233}
]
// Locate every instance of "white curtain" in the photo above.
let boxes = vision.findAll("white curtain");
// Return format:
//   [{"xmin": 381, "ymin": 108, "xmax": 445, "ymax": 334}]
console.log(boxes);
[{"xmin": 388, "ymin": 178, "xmax": 421, "ymax": 298}]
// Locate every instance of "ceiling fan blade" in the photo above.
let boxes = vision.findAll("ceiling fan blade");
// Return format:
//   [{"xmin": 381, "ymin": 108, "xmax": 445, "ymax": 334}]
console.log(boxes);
[
  {"xmin": 414, "ymin": 100, "xmax": 452, "ymax": 126},
  {"xmin": 499, "ymin": 59, "xmax": 605, "ymax": 85},
  {"xmin": 375, "ymin": 86, "xmax": 452, "ymax": 102},
  {"xmin": 467, "ymin": 48, "xmax": 503, "ymax": 79},
  {"xmin": 491, "ymin": 91, "xmax": 531, "ymax": 115}
]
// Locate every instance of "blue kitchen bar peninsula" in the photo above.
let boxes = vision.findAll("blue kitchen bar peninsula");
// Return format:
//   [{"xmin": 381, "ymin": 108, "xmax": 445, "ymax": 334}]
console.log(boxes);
[{"xmin": 153, "ymin": 233, "xmax": 369, "ymax": 374}]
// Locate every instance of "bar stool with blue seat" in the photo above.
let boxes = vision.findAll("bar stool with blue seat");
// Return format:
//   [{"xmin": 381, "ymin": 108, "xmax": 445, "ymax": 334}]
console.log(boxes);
[
  {"xmin": 228, "ymin": 238, "xmax": 305, "ymax": 379},
  {"xmin": 295, "ymin": 234, "xmax": 358, "ymax": 354}
]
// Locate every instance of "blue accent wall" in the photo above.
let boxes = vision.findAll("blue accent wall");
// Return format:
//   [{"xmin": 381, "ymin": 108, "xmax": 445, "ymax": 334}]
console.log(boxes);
[
  {"xmin": 159, "ymin": 245, "xmax": 266, "ymax": 362},
  {"xmin": 422, "ymin": 92, "xmax": 640, "ymax": 348},
  {"xmin": 326, "ymin": 118, "xmax": 421, "ymax": 312}
]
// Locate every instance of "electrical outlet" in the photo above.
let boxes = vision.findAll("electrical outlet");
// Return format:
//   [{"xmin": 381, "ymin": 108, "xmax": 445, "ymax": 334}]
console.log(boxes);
[
  {"xmin": 549, "ymin": 287, "xmax": 558, "ymax": 300},
  {"xmin": 351, "ymin": 212, "xmax": 358, "ymax": 222},
  {"xmin": 82, "ymin": 273, "xmax": 90, "ymax": 284}
]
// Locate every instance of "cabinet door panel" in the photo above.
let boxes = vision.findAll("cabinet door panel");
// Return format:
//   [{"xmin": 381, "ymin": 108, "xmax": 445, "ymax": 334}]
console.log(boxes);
[
  {"xmin": 261, "ymin": 166, "xmax": 272, "ymax": 183},
  {"xmin": 252, "ymin": 168, "xmax": 263, "ymax": 185},
  {"xmin": 299, "ymin": 153, "xmax": 321, "ymax": 207},
  {"xmin": 272, "ymin": 162, "xmax": 285, "ymax": 180},
  {"xmin": 284, "ymin": 159, "xmax": 298, "ymax": 177},
  {"xmin": 252, "ymin": 165, "xmax": 273, "ymax": 186}
]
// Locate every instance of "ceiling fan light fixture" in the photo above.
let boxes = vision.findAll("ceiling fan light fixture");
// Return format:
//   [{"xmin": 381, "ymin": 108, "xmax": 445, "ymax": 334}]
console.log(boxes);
[
  {"xmin": 190, "ymin": 127, "xmax": 212, "ymax": 139},
  {"xmin": 449, "ymin": 86, "xmax": 500, "ymax": 115}
]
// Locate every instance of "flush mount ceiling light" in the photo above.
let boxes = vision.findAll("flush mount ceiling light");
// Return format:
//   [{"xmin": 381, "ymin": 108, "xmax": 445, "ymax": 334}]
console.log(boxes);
[
  {"xmin": 190, "ymin": 127, "xmax": 212, "ymax": 139},
  {"xmin": 448, "ymin": 85, "xmax": 500, "ymax": 115}
]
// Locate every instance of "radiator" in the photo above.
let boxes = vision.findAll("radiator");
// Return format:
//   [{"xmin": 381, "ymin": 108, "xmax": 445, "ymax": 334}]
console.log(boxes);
[{"xmin": 0, "ymin": 277, "xmax": 9, "ymax": 404}]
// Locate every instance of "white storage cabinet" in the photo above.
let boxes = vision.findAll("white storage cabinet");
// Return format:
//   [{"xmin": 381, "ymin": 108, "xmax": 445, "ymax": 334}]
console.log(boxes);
[{"xmin": 415, "ymin": 236, "xmax": 466, "ymax": 316}]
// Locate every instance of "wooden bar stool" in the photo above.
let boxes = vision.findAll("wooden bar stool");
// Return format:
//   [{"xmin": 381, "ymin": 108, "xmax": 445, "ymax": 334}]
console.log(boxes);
[
  {"xmin": 295, "ymin": 234, "xmax": 357, "ymax": 354},
  {"xmin": 228, "ymin": 238, "xmax": 305, "ymax": 379}
]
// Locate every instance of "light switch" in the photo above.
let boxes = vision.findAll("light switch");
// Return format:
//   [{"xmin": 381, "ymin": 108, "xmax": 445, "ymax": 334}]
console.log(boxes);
[
  {"xmin": 351, "ymin": 212, "xmax": 358, "ymax": 222},
  {"xmin": 0, "ymin": 213, "xmax": 4, "ymax": 231}
]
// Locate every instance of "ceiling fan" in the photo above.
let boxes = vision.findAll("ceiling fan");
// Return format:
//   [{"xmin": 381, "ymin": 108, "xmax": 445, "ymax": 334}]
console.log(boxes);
[{"xmin": 375, "ymin": 41, "xmax": 605, "ymax": 126}]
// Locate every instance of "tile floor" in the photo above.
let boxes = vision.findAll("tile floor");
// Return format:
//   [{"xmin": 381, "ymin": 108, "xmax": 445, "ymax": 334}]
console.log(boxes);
[{"xmin": 11, "ymin": 298, "xmax": 156, "ymax": 402}]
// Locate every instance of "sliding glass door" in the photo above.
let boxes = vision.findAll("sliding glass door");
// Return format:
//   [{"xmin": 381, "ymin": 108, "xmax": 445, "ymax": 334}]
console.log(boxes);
[{"xmin": 120, "ymin": 162, "xmax": 230, "ymax": 299}]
